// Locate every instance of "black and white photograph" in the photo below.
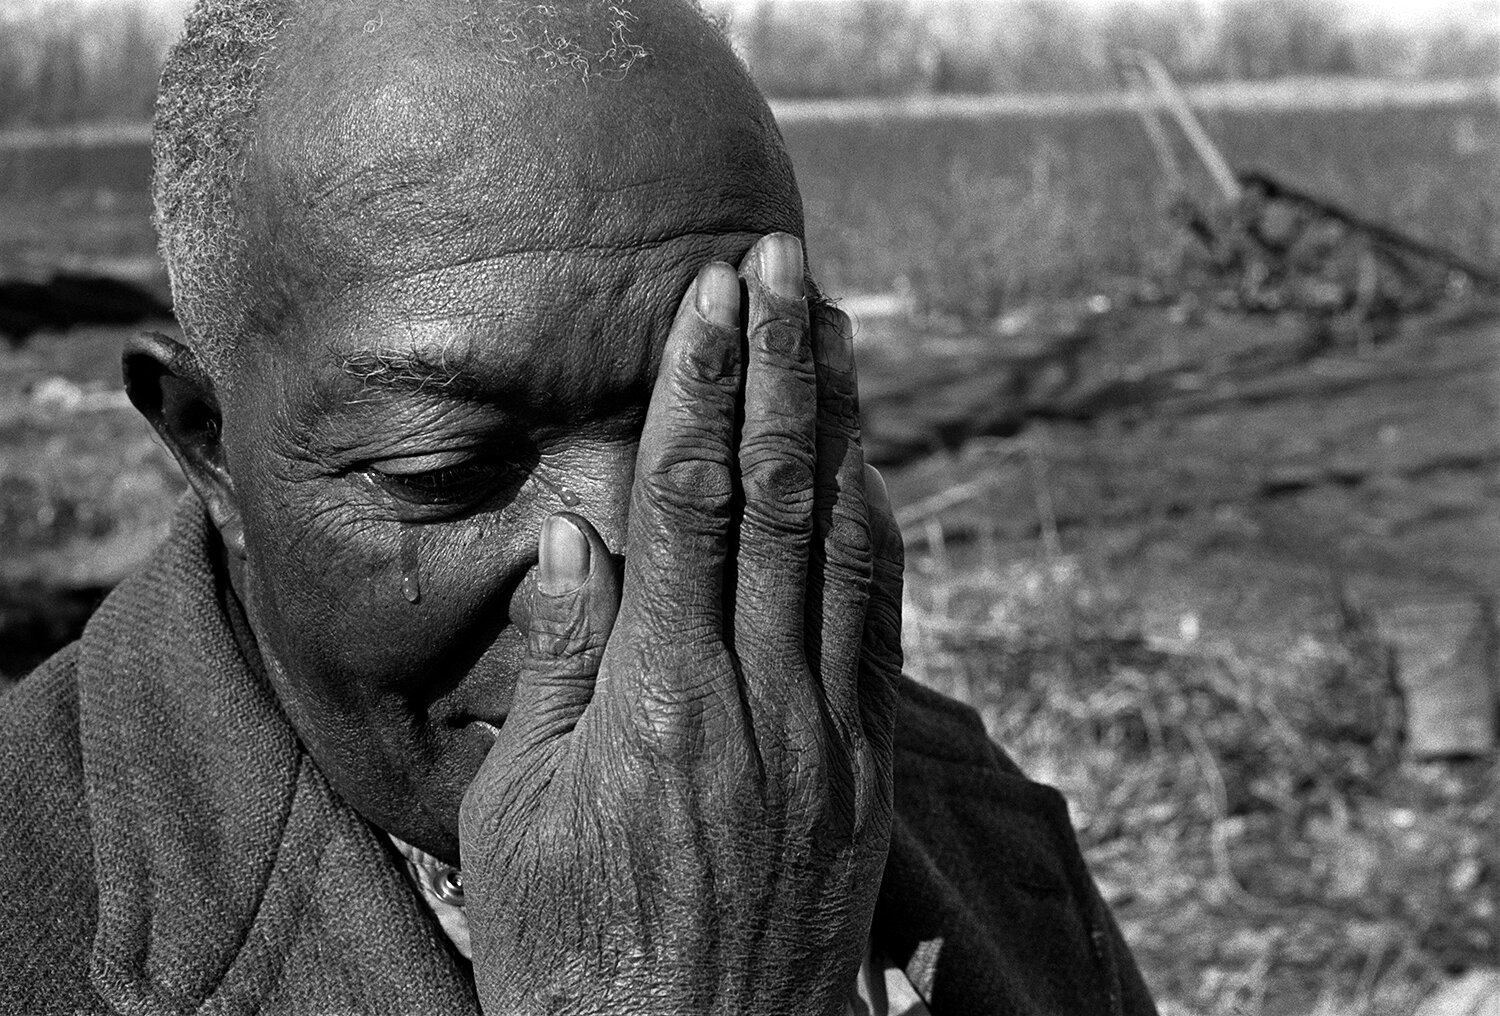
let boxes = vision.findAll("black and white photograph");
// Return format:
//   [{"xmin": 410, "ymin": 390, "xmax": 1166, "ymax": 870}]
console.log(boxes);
[{"xmin": 1, "ymin": 1, "xmax": 1496, "ymax": 1013}]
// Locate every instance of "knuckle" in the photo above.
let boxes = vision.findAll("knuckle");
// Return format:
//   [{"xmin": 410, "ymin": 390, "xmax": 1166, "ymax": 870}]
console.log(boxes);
[
  {"xmin": 740, "ymin": 443, "xmax": 816, "ymax": 521},
  {"xmin": 739, "ymin": 424, "xmax": 815, "ymax": 466},
  {"xmin": 814, "ymin": 473, "xmax": 875, "ymax": 567},
  {"xmin": 863, "ymin": 601, "xmax": 905, "ymax": 663},
  {"xmin": 669, "ymin": 329, "xmax": 740, "ymax": 394},
  {"xmin": 526, "ymin": 624, "xmax": 606, "ymax": 665},
  {"xmin": 746, "ymin": 358, "xmax": 817, "ymax": 419},
  {"xmin": 826, "ymin": 479, "xmax": 873, "ymax": 537},
  {"xmin": 742, "ymin": 496, "xmax": 815, "ymax": 540},
  {"xmin": 639, "ymin": 448, "xmax": 733, "ymax": 522},
  {"xmin": 822, "ymin": 526, "xmax": 874, "ymax": 580},
  {"xmin": 524, "ymin": 589, "xmax": 612, "ymax": 653},
  {"xmin": 750, "ymin": 305, "xmax": 813, "ymax": 361},
  {"xmin": 813, "ymin": 510, "xmax": 873, "ymax": 583},
  {"xmin": 818, "ymin": 388, "xmax": 861, "ymax": 431},
  {"xmin": 624, "ymin": 672, "xmax": 733, "ymax": 759}
]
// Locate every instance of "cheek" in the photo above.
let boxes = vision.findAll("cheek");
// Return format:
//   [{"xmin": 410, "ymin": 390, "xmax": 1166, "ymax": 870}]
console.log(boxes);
[
  {"xmin": 229, "ymin": 432, "xmax": 638, "ymax": 706},
  {"xmin": 236, "ymin": 474, "xmax": 548, "ymax": 698},
  {"xmin": 540, "ymin": 440, "xmax": 639, "ymax": 555}
]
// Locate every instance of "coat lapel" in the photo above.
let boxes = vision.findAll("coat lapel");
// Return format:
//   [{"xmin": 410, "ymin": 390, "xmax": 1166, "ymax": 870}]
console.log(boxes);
[
  {"xmin": 878, "ymin": 678, "xmax": 1152, "ymax": 1015},
  {"xmin": 74, "ymin": 497, "xmax": 476, "ymax": 1015}
]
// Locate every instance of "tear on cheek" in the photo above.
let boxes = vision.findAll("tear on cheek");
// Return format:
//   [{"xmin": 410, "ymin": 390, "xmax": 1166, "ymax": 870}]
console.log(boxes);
[
  {"xmin": 401, "ymin": 525, "xmax": 422, "ymax": 603},
  {"xmin": 536, "ymin": 469, "xmax": 584, "ymax": 508}
]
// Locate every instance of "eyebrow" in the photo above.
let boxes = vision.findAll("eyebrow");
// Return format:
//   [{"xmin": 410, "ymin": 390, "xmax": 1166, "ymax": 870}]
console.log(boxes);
[
  {"xmin": 338, "ymin": 280, "xmax": 833, "ymax": 395},
  {"xmin": 337, "ymin": 346, "xmax": 478, "ymax": 395}
]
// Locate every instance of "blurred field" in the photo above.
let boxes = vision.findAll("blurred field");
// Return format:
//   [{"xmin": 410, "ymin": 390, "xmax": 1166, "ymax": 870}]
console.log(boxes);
[
  {"xmin": 878, "ymin": 298, "xmax": 1499, "ymax": 1015},
  {"xmin": 781, "ymin": 94, "xmax": 1500, "ymax": 319},
  {"xmin": 1, "ymin": 84, "xmax": 1497, "ymax": 1014},
  {"xmin": 5, "ymin": 84, "xmax": 1499, "ymax": 302}
]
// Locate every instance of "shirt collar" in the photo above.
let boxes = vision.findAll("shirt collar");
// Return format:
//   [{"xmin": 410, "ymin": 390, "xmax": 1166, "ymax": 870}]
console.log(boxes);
[{"xmin": 387, "ymin": 833, "xmax": 473, "ymax": 960}]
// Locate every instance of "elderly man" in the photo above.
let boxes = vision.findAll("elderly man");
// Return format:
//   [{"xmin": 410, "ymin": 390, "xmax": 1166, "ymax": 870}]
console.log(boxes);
[{"xmin": 0, "ymin": 1, "xmax": 1155, "ymax": 1013}]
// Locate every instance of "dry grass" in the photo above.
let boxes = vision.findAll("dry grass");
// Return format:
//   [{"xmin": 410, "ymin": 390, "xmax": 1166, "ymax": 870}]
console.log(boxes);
[
  {"xmin": 0, "ymin": 327, "xmax": 183, "ymax": 588},
  {"xmin": 885, "ymin": 162, "xmax": 1111, "ymax": 323},
  {"xmin": 900, "ymin": 517, "xmax": 1497, "ymax": 1015},
  {"xmin": 787, "ymin": 98, "xmax": 1500, "ymax": 320}
]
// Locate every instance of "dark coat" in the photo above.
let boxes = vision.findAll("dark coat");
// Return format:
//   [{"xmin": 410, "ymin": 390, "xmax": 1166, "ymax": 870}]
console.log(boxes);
[{"xmin": 0, "ymin": 500, "xmax": 1156, "ymax": 1014}]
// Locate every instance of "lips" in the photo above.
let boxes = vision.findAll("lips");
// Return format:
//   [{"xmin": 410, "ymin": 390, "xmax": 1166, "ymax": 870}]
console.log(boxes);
[{"xmin": 444, "ymin": 630, "xmax": 525, "ymax": 740}]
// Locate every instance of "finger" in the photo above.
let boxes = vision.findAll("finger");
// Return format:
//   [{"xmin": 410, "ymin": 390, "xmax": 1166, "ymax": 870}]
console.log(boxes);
[
  {"xmin": 859, "ymin": 464, "xmax": 903, "ymax": 754},
  {"xmin": 805, "ymin": 303, "xmax": 872, "ymax": 733},
  {"xmin": 496, "ymin": 512, "xmax": 622, "ymax": 755},
  {"xmin": 734, "ymin": 232, "xmax": 816, "ymax": 669},
  {"xmin": 614, "ymin": 262, "xmax": 742, "ymax": 654}
]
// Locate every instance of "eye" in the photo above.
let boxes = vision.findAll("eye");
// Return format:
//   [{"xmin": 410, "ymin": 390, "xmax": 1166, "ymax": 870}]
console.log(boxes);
[{"xmin": 365, "ymin": 451, "xmax": 525, "ymax": 508}]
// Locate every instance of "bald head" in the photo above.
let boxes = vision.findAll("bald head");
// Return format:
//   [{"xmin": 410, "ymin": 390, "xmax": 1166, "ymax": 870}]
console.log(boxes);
[{"xmin": 152, "ymin": 0, "xmax": 799, "ymax": 380}]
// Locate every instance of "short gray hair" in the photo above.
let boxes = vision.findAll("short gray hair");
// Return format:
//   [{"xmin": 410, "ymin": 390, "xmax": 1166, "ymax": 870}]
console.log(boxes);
[
  {"xmin": 152, "ymin": 1, "xmax": 658, "ymax": 380},
  {"xmin": 152, "ymin": 0, "xmax": 290, "ymax": 380}
]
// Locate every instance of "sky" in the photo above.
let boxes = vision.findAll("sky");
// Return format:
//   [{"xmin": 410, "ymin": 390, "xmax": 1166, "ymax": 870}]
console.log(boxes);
[
  {"xmin": 13, "ymin": 0, "xmax": 1500, "ymax": 34},
  {"xmin": 19, "ymin": 0, "xmax": 1500, "ymax": 12}
]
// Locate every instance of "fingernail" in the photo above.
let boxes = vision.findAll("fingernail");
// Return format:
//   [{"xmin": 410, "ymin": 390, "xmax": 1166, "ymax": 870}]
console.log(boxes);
[
  {"xmin": 822, "ymin": 308, "xmax": 854, "ymax": 372},
  {"xmin": 757, "ymin": 233, "xmax": 804, "ymax": 300},
  {"xmin": 538, "ymin": 515, "xmax": 590, "ymax": 594},
  {"xmin": 864, "ymin": 464, "xmax": 889, "ymax": 513},
  {"xmin": 695, "ymin": 262, "xmax": 739, "ymax": 328}
]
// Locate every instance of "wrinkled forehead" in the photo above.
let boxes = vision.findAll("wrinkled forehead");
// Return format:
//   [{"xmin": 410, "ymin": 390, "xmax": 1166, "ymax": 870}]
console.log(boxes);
[{"xmin": 241, "ymin": 0, "xmax": 801, "ymax": 324}]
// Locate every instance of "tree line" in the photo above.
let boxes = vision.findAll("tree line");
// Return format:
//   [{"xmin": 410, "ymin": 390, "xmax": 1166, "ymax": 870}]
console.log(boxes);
[
  {"xmin": 0, "ymin": 0, "xmax": 1495, "ymax": 129},
  {"xmin": 0, "ymin": 3, "xmax": 163, "ymax": 128},
  {"xmin": 723, "ymin": 0, "xmax": 1499, "ymax": 99}
]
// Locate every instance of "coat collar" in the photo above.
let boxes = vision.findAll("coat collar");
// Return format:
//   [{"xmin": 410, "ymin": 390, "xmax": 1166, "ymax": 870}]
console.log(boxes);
[
  {"xmin": 73, "ymin": 496, "xmax": 476, "ymax": 1015},
  {"xmin": 880, "ymin": 678, "xmax": 1151, "ymax": 1015}
]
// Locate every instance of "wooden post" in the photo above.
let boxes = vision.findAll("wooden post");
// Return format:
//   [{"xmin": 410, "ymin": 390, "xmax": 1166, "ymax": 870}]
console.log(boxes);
[
  {"xmin": 1379, "ymin": 596, "xmax": 1498, "ymax": 759},
  {"xmin": 1119, "ymin": 60, "xmax": 1185, "ymax": 197},
  {"xmin": 1120, "ymin": 50, "xmax": 1242, "ymax": 204}
]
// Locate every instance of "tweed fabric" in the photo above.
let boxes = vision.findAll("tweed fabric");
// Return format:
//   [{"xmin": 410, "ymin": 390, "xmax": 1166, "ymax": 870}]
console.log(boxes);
[
  {"xmin": 877, "ymin": 683, "xmax": 1158, "ymax": 1014},
  {"xmin": 0, "ymin": 496, "xmax": 1155, "ymax": 1014},
  {"xmin": 1, "ymin": 498, "xmax": 476, "ymax": 1015}
]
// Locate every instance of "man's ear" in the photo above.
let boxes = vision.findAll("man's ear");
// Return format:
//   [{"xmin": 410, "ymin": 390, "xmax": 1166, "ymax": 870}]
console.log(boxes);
[{"xmin": 123, "ymin": 331, "xmax": 246, "ymax": 560}]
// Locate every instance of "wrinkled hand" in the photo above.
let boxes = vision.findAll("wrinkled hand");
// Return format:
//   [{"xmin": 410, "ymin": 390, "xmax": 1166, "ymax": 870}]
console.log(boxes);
[{"xmin": 459, "ymin": 233, "xmax": 905, "ymax": 1016}]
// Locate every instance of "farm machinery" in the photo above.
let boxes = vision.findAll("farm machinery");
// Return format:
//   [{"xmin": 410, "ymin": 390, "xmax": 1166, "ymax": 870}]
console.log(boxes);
[{"xmin": 1119, "ymin": 52, "xmax": 1500, "ymax": 345}]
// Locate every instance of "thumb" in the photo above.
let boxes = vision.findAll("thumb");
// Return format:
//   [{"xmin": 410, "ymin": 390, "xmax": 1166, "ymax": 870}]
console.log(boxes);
[{"xmin": 501, "ymin": 512, "xmax": 622, "ymax": 752}]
